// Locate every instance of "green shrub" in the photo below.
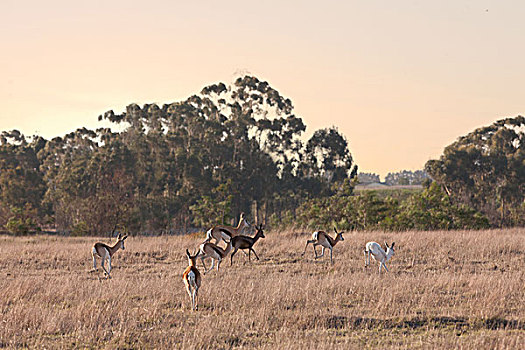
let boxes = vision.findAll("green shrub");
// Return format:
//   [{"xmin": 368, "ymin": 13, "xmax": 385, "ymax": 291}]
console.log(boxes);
[{"xmin": 71, "ymin": 221, "xmax": 90, "ymax": 236}]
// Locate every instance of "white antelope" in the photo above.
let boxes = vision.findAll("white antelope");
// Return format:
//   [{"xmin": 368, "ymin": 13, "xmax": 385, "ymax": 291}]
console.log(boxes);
[
  {"xmin": 198, "ymin": 239, "xmax": 233, "ymax": 274},
  {"xmin": 230, "ymin": 224, "xmax": 265, "ymax": 265},
  {"xmin": 182, "ymin": 249, "xmax": 202, "ymax": 311},
  {"xmin": 364, "ymin": 241, "xmax": 395, "ymax": 274},
  {"xmin": 91, "ymin": 233, "xmax": 128, "ymax": 279},
  {"xmin": 302, "ymin": 228, "xmax": 345, "ymax": 264},
  {"xmin": 205, "ymin": 213, "xmax": 250, "ymax": 245}
]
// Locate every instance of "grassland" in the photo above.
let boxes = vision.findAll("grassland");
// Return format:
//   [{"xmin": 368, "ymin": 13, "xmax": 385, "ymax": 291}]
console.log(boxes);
[{"xmin": 1, "ymin": 228, "xmax": 524, "ymax": 349}]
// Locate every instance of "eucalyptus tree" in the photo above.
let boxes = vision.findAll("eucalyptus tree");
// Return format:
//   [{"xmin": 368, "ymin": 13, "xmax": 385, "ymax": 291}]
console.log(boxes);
[
  {"xmin": 426, "ymin": 116, "xmax": 525, "ymax": 226},
  {"xmin": 0, "ymin": 130, "xmax": 46, "ymax": 230},
  {"xmin": 197, "ymin": 76, "xmax": 308, "ymax": 220},
  {"xmin": 35, "ymin": 128, "xmax": 100, "ymax": 231},
  {"xmin": 302, "ymin": 127, "xmax": 358, "ymax": 187}
]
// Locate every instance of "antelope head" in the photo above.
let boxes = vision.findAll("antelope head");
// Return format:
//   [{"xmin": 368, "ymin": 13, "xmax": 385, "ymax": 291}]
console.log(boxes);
[
  {"xmin": 255, "ymin": 224, "xmax": 265, "ymax": 238},
  {"xmin": 385, "ymin": 241, "xmax": 395, "ymax": 258},
  {"xmin": 186, "ymin": 249, "xmax": 199, "ymax": 266},
  {"xmin": 334, "ymin": 227, "xmax": 344, "ymax": 241},
  {"xmin": 117, "ymin": 233, "xmax": 128, "ymax": 250}
]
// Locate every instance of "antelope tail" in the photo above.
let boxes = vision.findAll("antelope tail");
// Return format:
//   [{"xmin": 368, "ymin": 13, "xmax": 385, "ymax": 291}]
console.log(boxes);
[{"xmin": 205, "ymin": 228, "xmax": 213, "ymax": 241}]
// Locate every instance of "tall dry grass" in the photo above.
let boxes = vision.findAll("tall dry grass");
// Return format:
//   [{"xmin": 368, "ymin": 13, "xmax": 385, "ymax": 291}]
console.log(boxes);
[{"xmin": 0, "ymin": 228, "xmax": 524, "ymax": 349}]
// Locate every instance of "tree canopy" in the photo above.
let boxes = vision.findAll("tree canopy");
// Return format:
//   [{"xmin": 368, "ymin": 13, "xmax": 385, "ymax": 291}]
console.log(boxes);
[{"xmin": 426, "ymin": 116, "xmax": 525, "ymax": 227}]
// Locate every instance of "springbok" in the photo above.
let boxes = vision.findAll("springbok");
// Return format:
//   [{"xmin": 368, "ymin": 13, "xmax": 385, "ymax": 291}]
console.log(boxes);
[
  {"xmin": 198, "ymin": 239, "xmax": 233, "ymax": 274},
  {"xmin": 91, "ymin": 233, "xmax": 128, "ymax": 279},
  {"xmin": 182, "ymin": 249, "xmax": 202, "ymax": 311},
  {"xmin": 230, "ymin": 224, "xmax": 265, "ymax": 265},
  {"xmin": 205, "ymin": 213, "xmax": 250, "ymax": 245},
  {"xmin": 302, "ymin": 228, "xmax": 344, "ymax": 264},
  {"xmin": 364, "ymin": 241, "xmax": 395, "ymax": 274}
]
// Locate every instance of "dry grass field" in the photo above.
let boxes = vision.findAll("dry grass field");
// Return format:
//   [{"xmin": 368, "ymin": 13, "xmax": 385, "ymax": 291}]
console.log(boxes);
[{"xmin": 1, "ymin": 228, "xmax": 524, "ymax": 349}]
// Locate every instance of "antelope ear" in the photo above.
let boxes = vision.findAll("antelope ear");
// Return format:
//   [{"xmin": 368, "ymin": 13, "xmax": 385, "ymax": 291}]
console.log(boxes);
[
  {"xmin": 186, "ymin": 249, "xmax": 191, "ymax": 258},
  {"xmin": 391, "ymin": 242, "xmax": 395, "ymax": 249},
  {"xmin": 117, "ymin": 233, "xmax": 122, "ymax": 240},
  {"xmin": 333, "ymin": 227, "xmax": 338, "ymax": 233},
  {"xmin": 385, "ymin": 241, "xmax": 389, "ymax": 249},
  {"xmin": 122, "ymin": 235, "xmax": 128, "ymax": 240}
]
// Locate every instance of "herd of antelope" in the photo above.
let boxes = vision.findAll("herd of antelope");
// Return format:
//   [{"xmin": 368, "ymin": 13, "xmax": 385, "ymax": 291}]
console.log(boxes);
[{"xmin": 91, "ymin": 213, "xmax": 396, "ymax": 311}]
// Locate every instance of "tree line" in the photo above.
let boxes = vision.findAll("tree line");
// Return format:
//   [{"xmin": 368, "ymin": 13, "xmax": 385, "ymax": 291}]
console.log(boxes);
[
  {"xmin": 357, "ymin": 170, "xmax": 429, "ymax": 186},
  {"xmin": 0, "ymin": 76, "xmax": 523, "ymax": 235},
  {"xmin": 0, "ymin": 76, "xmax": 356, "ymax": 235}
]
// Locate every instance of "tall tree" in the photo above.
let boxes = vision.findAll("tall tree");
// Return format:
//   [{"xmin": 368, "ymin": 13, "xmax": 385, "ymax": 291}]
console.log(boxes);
[
  {"xmin": 426, "ymin": 116, "xmax": 525, "ymax": 226},
  {"xmin": 0, "ymin": 131, "xmax": 46, "ymax": 231},
  {"xmin": 303, "ymin": 127, "xmax": 356, "ymax": 183}
]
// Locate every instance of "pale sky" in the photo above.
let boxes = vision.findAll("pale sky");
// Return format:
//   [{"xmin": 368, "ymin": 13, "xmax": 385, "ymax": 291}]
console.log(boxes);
[{"xmin": 1, "ymin": 0, "xmax": 524, "ymax": 178}]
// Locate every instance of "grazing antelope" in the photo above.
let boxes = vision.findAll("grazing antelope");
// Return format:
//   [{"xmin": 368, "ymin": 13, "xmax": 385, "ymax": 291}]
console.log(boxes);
[
  {"xmin": 364, "ymin": 241, "xmax": 395, "ymax": 274},
  {"xmin": 91, "ymin": 233, "xmax": 128, "ymax": 279},
  {"xmin": 205, "ymin": 213, "xmax": 250, "ymax": 245},
  {"xmin": 182, "ymin": 249, "xmax": 202, "ymax": 311},
  {"xmin": 198, "ymin": 239, "xmax": 233, "ymax": 274},
  {"xmin": 230, "ymin": 224, "xmax": 265, "ymax": 265},
  {"xmin": 302, "ymin": 228, "xmax": 344, "ymax": 264}
]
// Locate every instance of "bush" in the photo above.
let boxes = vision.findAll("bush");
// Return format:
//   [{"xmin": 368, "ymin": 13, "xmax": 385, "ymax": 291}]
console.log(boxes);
[
  {"xmin": 71, "ymin": 221, "xmax": 90, "ymax": 236},
  {"xmin": 278, "ymin": 182, "xmax": 489, "ymax": 231},
  {"xmin": 5, "ymin": 217, "xmax": 28, "ymax": 235},
  {"xmin": 4, "ymin": 206, "xmax": 40, "ymax": 235}
]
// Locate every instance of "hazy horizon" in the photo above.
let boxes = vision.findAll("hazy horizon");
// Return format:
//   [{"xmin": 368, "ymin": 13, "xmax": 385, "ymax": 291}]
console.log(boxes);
[{"xmin": 2, "ymin": 0, "xmax": 524, "ymax": 177}]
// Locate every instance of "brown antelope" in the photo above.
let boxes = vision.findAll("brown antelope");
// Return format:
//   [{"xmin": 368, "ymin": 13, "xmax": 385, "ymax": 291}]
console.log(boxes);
[
  {"xmin": 182, "ymin": 249, "xmax": 202, "ymax": 311},
  {"xmin": 302, "ymin": 228, "xmax": 344, "ymax": 264},
  {"xmin": 230, "ymin": 224, "xmax": 265, "ymax": 265},
  {"xmin": 198, "ymin": 239, "xmax": 233, "ymax": 274},
  {"xmin": 91, "ymin": 233, "xmax": 128, "ymax": 278},
  {"xmin": 205, "ymin": 213, "xmax": 250, "ymax": 245},
  {"xmin": 364, "ymin": 241, "xmax": 395, "ymax": 274}
]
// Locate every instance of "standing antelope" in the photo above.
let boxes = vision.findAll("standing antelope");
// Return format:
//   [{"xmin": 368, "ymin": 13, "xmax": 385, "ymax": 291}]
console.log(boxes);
[
  {"xmin": 230, "ymin": 224, "xmax": 265, "ymax": 265},
  {"xmin": 364, "ymin": 241, "xmax": 395, "ymax": 274},
  {"xmin": 302, "ymin": 228, "xmax": 345, "ymax": 264},
  {"xmin": 198, "ymin": 239, "xmax": 233, "ymax": 274},
  {"xmin": 91, "ymin": 233, "xmax": 128, "ymax": 279},
  {"xmin": 205, "ymin": 213, "xmax": 250, "ymax": 245},
  {"xmin": 182, "ymin": 249, "xmax": 202, "ymax": 311}
]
